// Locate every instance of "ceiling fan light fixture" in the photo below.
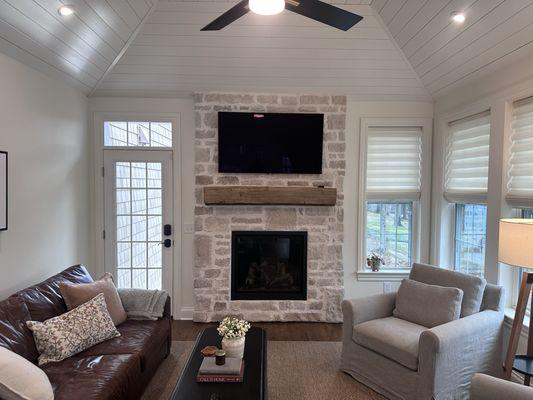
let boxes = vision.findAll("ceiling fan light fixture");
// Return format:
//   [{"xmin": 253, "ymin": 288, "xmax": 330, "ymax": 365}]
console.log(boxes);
[{"xmin": 249, "ymin": 0, "xmax": 285, "ymax": 16}]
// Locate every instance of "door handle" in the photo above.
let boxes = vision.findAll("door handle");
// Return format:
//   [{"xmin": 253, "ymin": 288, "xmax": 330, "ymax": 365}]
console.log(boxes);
[{"xmin": 160, "ymin": 239, "xmax": 172, "ymax": 248}]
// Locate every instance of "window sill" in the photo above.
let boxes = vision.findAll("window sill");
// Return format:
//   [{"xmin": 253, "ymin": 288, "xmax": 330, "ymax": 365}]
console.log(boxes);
[{"xmin": 357, "ymin": 270, "xmax": 410, "ymax": 282}]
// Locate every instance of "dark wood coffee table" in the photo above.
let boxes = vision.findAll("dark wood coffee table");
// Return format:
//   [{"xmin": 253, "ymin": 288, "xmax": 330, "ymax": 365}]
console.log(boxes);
[{"xmin": 171, "ymin": 327, "xmax": 267, "ymax": 400}]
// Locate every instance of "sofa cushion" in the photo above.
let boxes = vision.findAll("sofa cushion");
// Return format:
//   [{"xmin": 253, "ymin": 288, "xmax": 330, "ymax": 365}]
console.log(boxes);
[
  {"xmin": 352, "ymin": 317, "xmax": 428, "ymax": 371},
  {"xmin": 60, "ymin": 273, "xmax": 127, "ymax": 326},
  {"xmin": 76, "ymin": 317, "xmax": 169, "ymax": 371},
  {"xmin": 14, "ymin": 265, "xmax": 93, "ymax": 322},
  {"xmin": 42, "ymin": 354, "xmax": 141, "ymax": 400},
  {"xmin": 0, "ymin": 296, "xmax": 38, "ymax": 362},
  {"xmin": 393, "ymin": 279, "xmax": 463, "ymax": 328},
  {"xmin": 27, "ymin": 293, "xmax": 120, "ymax": 365},
  {"xmin": 409, "ymin": 263, "xmax": 487, "ymax": 317},
  {"xmin": 0, "ymin": 346, "xmax": 54, "ymax": 400}
]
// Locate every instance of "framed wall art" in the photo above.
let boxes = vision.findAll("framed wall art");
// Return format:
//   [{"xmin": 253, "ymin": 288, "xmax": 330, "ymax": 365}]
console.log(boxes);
[{"xmin": 0, "ymin": 151, "xmax": 7, "ymax": 231}]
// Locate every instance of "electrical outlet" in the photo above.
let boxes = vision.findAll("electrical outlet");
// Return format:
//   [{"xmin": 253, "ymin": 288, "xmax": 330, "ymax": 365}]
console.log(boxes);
[
  {"xmin": 383, "ymin": 282, "xmax": 393, "ymax": 293},
  {"xmin": 183, "ymin": 223, "xmax": 194, "ymax": 234}
]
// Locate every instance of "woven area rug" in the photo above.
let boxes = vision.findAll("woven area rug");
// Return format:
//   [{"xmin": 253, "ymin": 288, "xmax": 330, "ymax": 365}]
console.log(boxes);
[{"xmin": 142, "ymin": 341, "xmax": 385, "ymax": 400}]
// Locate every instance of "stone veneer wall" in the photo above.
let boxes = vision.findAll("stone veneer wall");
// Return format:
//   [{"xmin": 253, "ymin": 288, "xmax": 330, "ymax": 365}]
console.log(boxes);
[{"xmin": 193, "ymin": 93, "xmax": 346, "ymax": 322}]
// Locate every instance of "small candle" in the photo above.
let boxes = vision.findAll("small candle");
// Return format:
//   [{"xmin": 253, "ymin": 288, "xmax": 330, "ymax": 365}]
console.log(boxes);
[{"xmin": 215, "ymin": 349, "xmax": 226, "ymax": 365}]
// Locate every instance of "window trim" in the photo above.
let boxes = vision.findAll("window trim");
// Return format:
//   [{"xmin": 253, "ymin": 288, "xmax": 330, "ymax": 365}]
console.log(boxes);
[{"xmin": 356, "ymin": 118, "xmax": 432, "ymax": 279}]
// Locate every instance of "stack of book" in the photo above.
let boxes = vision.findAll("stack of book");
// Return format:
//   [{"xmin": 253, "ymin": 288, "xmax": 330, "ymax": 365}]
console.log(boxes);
[{"xmin": 196, "ymin": 357, "xmax": 244, "ymax": 383}]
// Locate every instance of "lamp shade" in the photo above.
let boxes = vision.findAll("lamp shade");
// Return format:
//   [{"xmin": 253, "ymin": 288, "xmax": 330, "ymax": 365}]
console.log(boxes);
[{"xmin": 499, "ymin": 219, "xmax": 533, "ymax": 269}]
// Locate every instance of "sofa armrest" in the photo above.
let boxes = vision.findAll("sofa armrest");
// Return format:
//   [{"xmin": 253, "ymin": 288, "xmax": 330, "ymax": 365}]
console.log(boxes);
[
  {"xmin": 342, "ymin": 293, "xmax": 396, "ymax": 342},
  {"xmin": 418, "ymin": 310, "xmax": 504, "ymax": 398},
  {"xmin": 471, "ymin": 373, "xmax": 533, "ymax": 400},
  {"xmin": 163, "ymin": 296, "xmax": 171, "ymax": 319}
]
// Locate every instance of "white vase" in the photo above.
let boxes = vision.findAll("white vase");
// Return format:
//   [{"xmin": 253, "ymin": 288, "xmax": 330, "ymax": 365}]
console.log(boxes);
[{"xmin": 221, "ymin": 336, "xmax": 245, "ymax": 358}]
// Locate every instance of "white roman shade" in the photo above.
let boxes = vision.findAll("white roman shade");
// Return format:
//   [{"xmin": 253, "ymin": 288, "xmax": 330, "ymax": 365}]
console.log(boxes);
[
  {"xmin": 507, "ymin": 97, "xmax": 533, "ymax": 206},
  {"xmin": 365, "ymin": 126, "xmax": 423, "ymax": 200},
  {"xmin": 444, "ymin": 111, "xmax": 491, "ymax": 203}
]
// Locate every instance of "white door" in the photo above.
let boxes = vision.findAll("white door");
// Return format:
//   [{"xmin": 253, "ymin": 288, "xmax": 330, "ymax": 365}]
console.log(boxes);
[{"xmin": 103, "ymin": 150, "xmax": 173, "ymax": 292}]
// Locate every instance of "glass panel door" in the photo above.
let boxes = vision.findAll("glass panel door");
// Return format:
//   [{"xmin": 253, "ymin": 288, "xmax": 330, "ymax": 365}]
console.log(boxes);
[{"xmin": 104, "ymin": 151, "xmax": 172, "ymax": 292}]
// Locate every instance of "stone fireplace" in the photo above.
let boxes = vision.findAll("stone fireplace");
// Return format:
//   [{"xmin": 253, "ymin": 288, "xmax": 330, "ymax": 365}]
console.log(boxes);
[
  {"xmin": 194, "ymin": 92, "xmax": 346, "ymax": 322},
  {"xmin": 231, "ymin": 231, "xmax": 307, "ymax": 301}
]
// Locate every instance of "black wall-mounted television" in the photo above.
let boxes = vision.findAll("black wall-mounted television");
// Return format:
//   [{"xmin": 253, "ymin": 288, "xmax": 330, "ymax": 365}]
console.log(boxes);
[{"xmin": 218, "ymin": 112, "xmax": 324, "ymax": 174}]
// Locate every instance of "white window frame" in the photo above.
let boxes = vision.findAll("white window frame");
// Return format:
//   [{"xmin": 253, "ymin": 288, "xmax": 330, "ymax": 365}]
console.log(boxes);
[
  {"xmin": 438, "ymin": 108, "xmax": 491, "ymax": 273},
  {"xmin": 357, "ymin": 118, "xmax": 432, "ymax": 281}
]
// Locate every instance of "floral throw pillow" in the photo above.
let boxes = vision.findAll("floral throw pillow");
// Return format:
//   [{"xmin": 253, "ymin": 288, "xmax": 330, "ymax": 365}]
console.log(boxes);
[{"xmin": 26, "ymin": 293, "xmax": 120, "ymax": 365}]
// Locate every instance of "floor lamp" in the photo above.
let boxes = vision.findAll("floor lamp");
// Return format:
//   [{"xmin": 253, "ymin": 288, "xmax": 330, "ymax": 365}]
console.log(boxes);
[{"xmin": 500, "ymin": 218, "xmax": 533, "ymax": 380}]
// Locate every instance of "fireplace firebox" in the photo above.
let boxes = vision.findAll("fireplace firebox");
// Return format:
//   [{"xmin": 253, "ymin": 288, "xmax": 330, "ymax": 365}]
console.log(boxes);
[{"xmin": 231, "ymin": 231, "xmax": 307, "ymax": 301}]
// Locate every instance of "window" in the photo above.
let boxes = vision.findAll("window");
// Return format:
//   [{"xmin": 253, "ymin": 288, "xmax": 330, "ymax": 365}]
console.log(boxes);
[
  {"xmin": 115, "ymin": 162, "xmax": 164, "ymax": 290},
  {"xmin": 445, "ymin": 111, "xmax": 490, "ymax": 277},
  {"xmin": 507, "ymin": 96, "xmax": 533, "ymax": 207},
  {"xmin": 454, "ymin": 203, "xmax": 487, "ymax": 278},
  {"xmin": 104, "ymin": 121, "xmax": 172, "ymax": 147},
  {"xmin": 507, "ymin": 97, "xmax": 533, "ymax": 311},
  {"xmin": 363, "ymin": 126, "xmax": 423, "ymax": 270},
  {"xmin": 366, "ymin": 202, "xmax": 413, "ymax": 268}
]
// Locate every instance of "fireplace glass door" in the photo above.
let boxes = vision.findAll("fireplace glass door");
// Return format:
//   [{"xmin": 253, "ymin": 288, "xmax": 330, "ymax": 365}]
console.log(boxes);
[{"xmin": 231, "ymin": 231, "xmax": 307, "ymax": 300}]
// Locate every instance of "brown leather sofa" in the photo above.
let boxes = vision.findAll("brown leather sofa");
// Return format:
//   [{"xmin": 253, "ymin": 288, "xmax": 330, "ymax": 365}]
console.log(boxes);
[{"xmin": 0, "ymin": 265, "xmax": 172, "ymax": 400}]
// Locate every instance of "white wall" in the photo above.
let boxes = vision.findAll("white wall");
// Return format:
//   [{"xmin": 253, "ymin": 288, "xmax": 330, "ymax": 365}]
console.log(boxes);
[
  {"xmin": 343, "ymin": 100, "xmax": 434, "ymax": 299},
  {"xmin": 0, "ymin": 53, "xmax": 90, "ymax": 298},
  {"xmin": 88, "ymin": 97, "xmax": 195, "ymax": 318}
]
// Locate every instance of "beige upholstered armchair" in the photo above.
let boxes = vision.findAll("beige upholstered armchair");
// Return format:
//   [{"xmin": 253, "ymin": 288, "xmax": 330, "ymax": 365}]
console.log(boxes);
[
  {"xmin": 470, "ymin": 373, "xmax": 533, "ymax": 400},
  {"xmin": 340, "ymin": 263, "xmax": 505, "ymax": 400}
]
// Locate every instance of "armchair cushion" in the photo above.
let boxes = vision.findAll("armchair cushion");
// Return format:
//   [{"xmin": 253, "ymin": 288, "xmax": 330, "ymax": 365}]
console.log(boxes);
[
  {"xmin": 352, "ymin": 316, "xmax": 428, "ymax": 371},
  {"xmin": 410, "ymin": 263, "xmax": 487, "ymax": 317},
  {"xmin": 393, "ymin": 279, "xmax": 463, "ymax": 328}
]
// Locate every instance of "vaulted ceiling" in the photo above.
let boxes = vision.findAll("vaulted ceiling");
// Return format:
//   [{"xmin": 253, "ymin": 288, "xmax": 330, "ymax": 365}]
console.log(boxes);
[
  {"xmin": 372, "ymin": 0, "xmax": 533, "ymax": 97},
  {"xmin": 1, "ymin": 0, "xmax": 532, "ymax": 100},
  {"xmin": 0, "ymin": 0, "xmax": 157, "ymax": 94},
  {"xmin": 93, "ymin": 0, "xmax": 428, "ymax": 100}
]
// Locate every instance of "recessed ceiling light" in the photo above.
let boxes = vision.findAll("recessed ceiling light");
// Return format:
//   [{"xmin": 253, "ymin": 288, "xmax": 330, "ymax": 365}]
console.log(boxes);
[
  {"xmin": 451, "ymin": 11, "xmax": 465, "ymax": 23},
  {"xmin": 58, "ymin": 5, "xmax": 74, "ymax": 16},
  {"xmin": 249, "ymin": 0, "xmax": 285, "ymax": 16}
]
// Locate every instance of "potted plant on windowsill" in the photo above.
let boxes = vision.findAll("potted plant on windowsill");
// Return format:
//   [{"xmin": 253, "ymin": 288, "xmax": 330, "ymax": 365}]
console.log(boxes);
[
  {"xmin": 367, "ymin": 253, "xmax": 385, "ymax": 272},
  {"xmin": 217, "ymin": 317, "xmax": 251, "ymax": 358}
]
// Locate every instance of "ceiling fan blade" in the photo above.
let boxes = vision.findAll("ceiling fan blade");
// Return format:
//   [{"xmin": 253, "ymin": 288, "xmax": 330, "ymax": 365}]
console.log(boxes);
[
  {"xmin": 201, "ymin": 0, "xmax": 250, "ymax": 31},
  {"xmin": 285, "ymin": 0, "xmax": 363, "ymax": 31}
]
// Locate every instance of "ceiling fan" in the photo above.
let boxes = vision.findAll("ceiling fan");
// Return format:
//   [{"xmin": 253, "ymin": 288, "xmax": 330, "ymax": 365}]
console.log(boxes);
[{"xmin": 201, "ymin": 0, "xmax": 363, "ymax": 32}]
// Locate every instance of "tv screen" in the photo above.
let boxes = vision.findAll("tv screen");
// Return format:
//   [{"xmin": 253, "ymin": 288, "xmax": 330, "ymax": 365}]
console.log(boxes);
[{"xmin": 218, "ymin": 112, "xmax": 324, "ymax": 174}]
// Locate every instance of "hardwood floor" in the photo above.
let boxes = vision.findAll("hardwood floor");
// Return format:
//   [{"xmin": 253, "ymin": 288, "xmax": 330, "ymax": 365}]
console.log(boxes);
[{"xmin": 172, "ymin": 320, "xmax": 343, "ymax": 342}]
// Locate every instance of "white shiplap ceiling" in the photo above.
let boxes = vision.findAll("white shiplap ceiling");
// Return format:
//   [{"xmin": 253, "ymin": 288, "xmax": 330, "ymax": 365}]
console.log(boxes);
[
  {"xmin": 0, "ymin": 0, "xmax": 156, "ymax": 94},
  {"xmin": 92, "ymin": 0, "xmax": 430, "ymax": 99},
  {"xmin": 372, "ymin": 0, "xmax": 533, "ymax": 97},
  {"xmin": 1, "ymin": 0, "xmax": 532, "ymax": 99}
]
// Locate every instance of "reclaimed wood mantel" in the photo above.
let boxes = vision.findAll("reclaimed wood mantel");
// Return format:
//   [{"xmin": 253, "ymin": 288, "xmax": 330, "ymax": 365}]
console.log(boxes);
[{"xmin": 203, "ymin": 186, "xmax": 337, "ymax": 206}]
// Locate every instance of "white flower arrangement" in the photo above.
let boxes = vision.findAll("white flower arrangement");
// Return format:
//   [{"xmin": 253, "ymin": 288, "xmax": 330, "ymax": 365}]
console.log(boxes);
[{"xmin": 217, "ymin": 317, "xmax": 251, "ymax": 339}]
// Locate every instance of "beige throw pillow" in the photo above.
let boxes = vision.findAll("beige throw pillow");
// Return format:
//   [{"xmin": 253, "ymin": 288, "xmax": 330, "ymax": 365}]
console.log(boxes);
[
  {"xmin": 27, "ymin": 293, "xmax": 120, "ymax": 365},
  {"xmin": 59, "ymin": 273, "xmax": 127, "ymax": 326},
  {"xmin": 393, "ymin": 279, "xmax": 464, "ymax": 328},
  {"xmin": 0, "ymin": 346, "xmax": 54, "ymax": 400}
]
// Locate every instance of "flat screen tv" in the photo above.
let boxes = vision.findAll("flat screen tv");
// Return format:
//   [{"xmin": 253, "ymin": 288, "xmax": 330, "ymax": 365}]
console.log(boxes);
[{"xmin": 218, "ymin": 112, "xmax": 324, "ymax": 174}]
